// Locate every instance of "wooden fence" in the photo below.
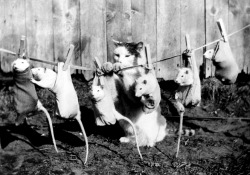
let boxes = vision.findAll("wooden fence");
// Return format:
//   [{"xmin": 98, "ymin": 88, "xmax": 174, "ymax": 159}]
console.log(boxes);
[{"xmin": 0, "ymin": 0, "xmax": 250, "ymax": 81}]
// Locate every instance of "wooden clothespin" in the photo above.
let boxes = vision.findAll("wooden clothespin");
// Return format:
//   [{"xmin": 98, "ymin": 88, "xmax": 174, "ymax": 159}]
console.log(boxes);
[
  {"xmin": 144, "ymin": 44, "xmax": 153, "ymax": 70},
  {"xmin": 183, "ymin": 34, "xmax": 192, "ymax": 68},
  {"xmin": 93, "ymin": 57, "xmax": 104, "ymax": 86},
  {"xmin": 216, "ymin": 18, "xmax": 228, "ymax": 43},
  {"xmin": 63, "ymin": 44, "xmax": 75, "ymax": 71},
  {"xmin": 18, "ymin": 35, "xmax": 26, "ymax": 58},
  {"xmin": 185, "ymin": 34, "xmax": 191, "ymax": 51}
]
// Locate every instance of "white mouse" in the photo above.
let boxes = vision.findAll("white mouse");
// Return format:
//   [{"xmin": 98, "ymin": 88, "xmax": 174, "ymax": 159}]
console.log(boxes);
[
  {"xmin": 90, "ymin": 84, "xmax": 143, "ymax": 160},
  {"xmin": 31, "ymin": 62, "xmax": 89, "ymax": 164},
  {"xmin": 11, "ymin": 58, "xmax": 58, "ymax": 153}
]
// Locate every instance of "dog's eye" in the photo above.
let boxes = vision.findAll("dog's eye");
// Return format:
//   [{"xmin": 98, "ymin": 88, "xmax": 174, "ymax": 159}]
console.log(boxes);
[
  {"xmin": 115, "ymin": 54, "xmax": 120, "ymax": 57},
  {"xmin": 125, "ymin": 55, "xmax": 130, "ymax": 57}
]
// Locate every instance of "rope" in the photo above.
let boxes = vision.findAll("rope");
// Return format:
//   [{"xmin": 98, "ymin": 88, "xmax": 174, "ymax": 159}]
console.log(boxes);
[
  {"xmin": 193, "ymin": 23, "xmax": 250, "ymax": 52},
  {"xmin": 1, "ymin": 23, "xmax": 250, "ymax": 72},
  {"xmin": 116, "ymin": 23, "xmax": 250, "ymax": 72},
  {"xmin": 0, "ymin": 49, "xmax": 91, "ymax": 71}
]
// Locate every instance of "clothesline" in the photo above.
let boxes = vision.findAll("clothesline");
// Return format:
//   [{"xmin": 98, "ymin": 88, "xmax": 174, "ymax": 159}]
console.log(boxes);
[
  {"xmin": 155, "ymin": 23, "xmax": 250, "ymax": 64},
  {"xmin": 0, "ymin": 23, "xmax": 250, "ymax": 71},
  {"xmin": 114, "ymin": 23, "xmax": 250, "ymax": 72}
]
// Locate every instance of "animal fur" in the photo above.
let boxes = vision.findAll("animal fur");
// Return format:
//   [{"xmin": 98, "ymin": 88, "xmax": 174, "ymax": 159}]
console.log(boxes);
[
  {"xmin": 175, "ymin": 68, "xmax": 194, "ymax": 86},
  {"xmin": 12, "ymin": 58, "xmax": 58, "ymax": 153},
  {"xmin": 31, "ymin": 63, "xmax": 89, "ymax": 164},
  {"xmin": 100, "ymin": 41, "xmax": 167, "ymax": 147},
  {"xmin": 175, "ymin": 52, "xmax": 201, "ymax": 107},
  {"xmin": 173, "ymin": 51, "xmax": 201, "ymax": 156},
  {"xmin": 134, "ymin": 70, "xmax": 161, "ymax": 114},
  {"xmin": 90, "ymin": 83, "xmax": 143, "ymax": 159},
  {"xmin": 203, "ymin": 40, "xmax": 240, "ymax": 84}
]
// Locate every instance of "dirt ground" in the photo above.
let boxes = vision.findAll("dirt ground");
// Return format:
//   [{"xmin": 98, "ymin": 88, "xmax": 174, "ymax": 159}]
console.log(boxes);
[{"xmin": 0, "ymin": 72, "xmax": 250, "ymax": 175}]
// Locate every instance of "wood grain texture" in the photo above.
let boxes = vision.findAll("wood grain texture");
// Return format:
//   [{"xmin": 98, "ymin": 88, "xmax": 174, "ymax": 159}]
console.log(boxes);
[
  {"xmin": 106, "ymin": 0, "xmax": 132, "ymax": 62},
  {"xmin": 52, "ymin": 0, "xmax": 80, "ymax": 65},
  {"xmin": 0, "ymin": 0, "xmax": 250, "ymax": 79},
  {"xmin": 0, "ymin": 0, "xmax": 26, "ymax": 72},
  {"xmin": 228, "ymin": 0, "xmax": 250, "ymax": 72},
  {"xmin": 131, "ymin": 0, "xmax": 157, "ymax": 74},
  {"xmin": 25, "ymin": 0, "xmax": 54, "ymax": 68},
  {"xmin": 205, "ymin": 0, "xmax": 229, "ymax": 78},
  {"xmin": 157, "ymin": 0, "xmax": 181, "ymax": 80},
  {"xmin": 180, "ymin": 0, "xmax": 205, "ymax": 78},
  {"xmin": 80, "ymin": 0, "xmax": 106, "ymax": 80}
]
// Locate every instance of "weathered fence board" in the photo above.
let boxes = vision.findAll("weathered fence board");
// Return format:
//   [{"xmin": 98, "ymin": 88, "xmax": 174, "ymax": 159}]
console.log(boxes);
[
  {"xmin": 157, "ymin": 0, "xmax": 181, "ymax": 80},
  {"xmin": 25, "ymin": 0, "xmax": 54, "ymax": 68},
  {"xmin": 131, "ymin": 0, "xmax": 158, "ymax": 74},
  {"xmin": 106, "ymin": 0, "xmax": 132, "ymax": 63},
  {"xmin": 0, "ymin": 0, "xmax": 250, "ymax": 80},
  {"xmin": 228, "ymin": 0, "xmax": 250, "ymax": 73},
  {"xmin": 205, "ymin": 0, "xmax": 229, "ymax": 78},
  {"xmin": 80, "ymin": 0, "xmax": 106, "ymax": 80},
  {"xmin": 0, "ymin": 0, "xmax": 26, "ymax": 72},
  {"xmin": 243, "ymin": 2, "xmax": 250, "ymax": 73},
  {"xmin": 180, "ymin": 0, "xmax": 205, "ymax": 76},
  {"xmin": 52, "ymin": 0, "xmax": 80, "ymax": 68}
]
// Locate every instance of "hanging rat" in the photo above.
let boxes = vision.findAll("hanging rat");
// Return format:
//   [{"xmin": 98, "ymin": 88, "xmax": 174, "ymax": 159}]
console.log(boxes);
[
  {"xmin": 203, "ymin": 40, "xmax": 240, "ymax": 84},
  {"xmin": 31, "ymin": 62, "xmax": 89, "ymax": 164},
  {"xmin": 90, "ymin": 69, "xmax": 143, "ymax": 159},
  {"xmin": 134, "ymin": 70, "xmax": 161, "ymax": 114},
  {"xmin": 174, "ymin": 51, "xmax": 201, "ymax": 107},
  {"xmin": 11, "ymin": 58, "xmax": 58, "ymax": 153},
  {"xmin": 173, "ymin": 50, "xmax": 201, "ymax": 157}
]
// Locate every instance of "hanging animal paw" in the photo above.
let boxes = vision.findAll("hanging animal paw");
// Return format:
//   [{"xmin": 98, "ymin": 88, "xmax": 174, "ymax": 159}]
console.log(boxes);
[
  {"xmin": 113, "ymin": 63, "xmax": 124, "ymax": 74},
  {"xmin": 101, "ymin": 62, "xmax": 113, "ymax": 74}
]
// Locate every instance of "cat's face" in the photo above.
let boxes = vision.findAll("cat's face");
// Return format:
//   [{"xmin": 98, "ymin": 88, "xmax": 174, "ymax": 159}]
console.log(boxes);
[
  {"xmin": 91, "ymin": 85, "xmax": 105, "ymax": 102},
  {"xmin": 113, "ymin": 41, "xmax": 144, "ymax": 67}
]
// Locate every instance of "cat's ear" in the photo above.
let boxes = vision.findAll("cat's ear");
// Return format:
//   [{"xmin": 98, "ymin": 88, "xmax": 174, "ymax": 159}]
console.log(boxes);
[
  {"xmin": 136, "ymin": 42, "xmax": 143, "ymax": 52},
  {"xmin": 113, "ymin": 39, "xmax": 121, "ymax": 47}
]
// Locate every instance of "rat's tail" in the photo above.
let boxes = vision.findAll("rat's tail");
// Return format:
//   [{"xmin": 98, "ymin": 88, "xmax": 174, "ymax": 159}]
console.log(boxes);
[
  {"xmin": 114, "ymin": 109, "xmax": 143, "ymax": 160},
  {"xmin": 37, "ymin": 101, "xmax": 58, "ymax": 153}
]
